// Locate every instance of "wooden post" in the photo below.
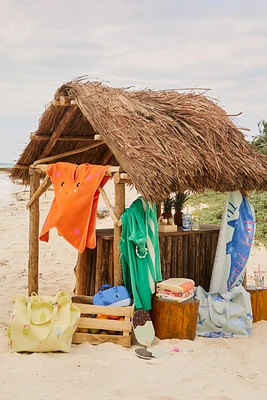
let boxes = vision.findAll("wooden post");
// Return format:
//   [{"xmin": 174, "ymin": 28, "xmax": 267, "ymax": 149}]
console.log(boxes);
[
  {"xmin": 74, "ymin": 250, "xmax": 89, "ymax": 295},
  {"xmin": 28, "ymin": 169, "xmax": 40, "ymax": 295},
  {"xmin": 113, "ymin": 176, "xmax": 125, "ymax": 286}
]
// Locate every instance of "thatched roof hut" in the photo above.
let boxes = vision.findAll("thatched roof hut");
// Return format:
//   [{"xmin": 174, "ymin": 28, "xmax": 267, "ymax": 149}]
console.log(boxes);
[
  {"xmin": 10, "ymin": 79, "xmax": 267, "ymax": 297},
  {"xmin": 11, "ymin": 79, "xmax": 267, "ymax": 202}
]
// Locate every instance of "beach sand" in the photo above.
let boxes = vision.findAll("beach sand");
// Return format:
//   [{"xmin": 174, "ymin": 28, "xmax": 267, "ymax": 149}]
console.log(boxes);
[{"xmin": 1, "ymin": 183, "xmax": 267, "ymax": 399}]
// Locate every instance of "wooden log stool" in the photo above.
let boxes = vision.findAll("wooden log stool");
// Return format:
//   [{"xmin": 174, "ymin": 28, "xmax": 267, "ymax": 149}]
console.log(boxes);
[
  {"xmin": 246, "ymin": 286, "xmax": 267, "ymax": 322},
  {"xmin": 151, "ymin": 296, "xmax": 200, "ymax": 340}
]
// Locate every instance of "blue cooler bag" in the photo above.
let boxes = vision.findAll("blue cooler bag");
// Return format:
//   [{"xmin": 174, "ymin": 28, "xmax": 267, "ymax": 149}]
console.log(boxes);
[{"xmin": 93, "ymin": 284, "xmax": 132, "ymax": 307}]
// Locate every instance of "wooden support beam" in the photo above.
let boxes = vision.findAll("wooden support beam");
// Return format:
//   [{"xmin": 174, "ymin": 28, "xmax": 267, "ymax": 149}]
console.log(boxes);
[
  {"xmin": 26, "ymin": 174, "xmax": 52, "ymax": 209},
  {"xmin": 100, "ymin": 149, "xmax": 113, "ymax": 165},
  {"xmin": 113, "ymin": 180, "xmax": 125, "ymax": 286},
  {"xmin": 30, "ymin": 134, "xmax": 96, "ymax": 142},
  {"xmin": 28, "ymin": 169, "xmax": 40, "ymax": 295},
  {"xmin": 40, "ymin": 107, "xmax": 79, "ymax": 158},
  {"xmin": 98, "ymin": 187, "xmax": 121, "ymax": 226},
  {"xmin": 32, "ymin": 141, "xmax": 105, "ymax": 167},
  {"xmin": 31, "ymin": 164, "xmax": 123, "ymax": 176},
  {"xmin": 113, "ymin": 172, "xmax": 131, "ymax": 184},
  {"xmin": 74, "ymin": 250, "xmax": 90, "ymax": 295}
]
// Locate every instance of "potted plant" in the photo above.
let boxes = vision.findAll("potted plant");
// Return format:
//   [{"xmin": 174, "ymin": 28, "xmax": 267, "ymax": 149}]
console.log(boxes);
[
  {"xmin": 161, "ymin": 196, "xmax": 174, "ymax": 221},
  {"xmin": 173, "ymin": 192, "xmax": 189, "ymax": 226}
]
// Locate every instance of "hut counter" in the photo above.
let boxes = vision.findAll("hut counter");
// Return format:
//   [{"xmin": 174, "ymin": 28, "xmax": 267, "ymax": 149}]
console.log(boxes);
[{"xmin": 75, "ymin": 224, "xmax": 220, "ymax": 295}]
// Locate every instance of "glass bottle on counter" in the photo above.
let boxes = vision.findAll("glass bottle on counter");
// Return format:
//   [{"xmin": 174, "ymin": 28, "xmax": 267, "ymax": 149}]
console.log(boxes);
[{"xmin": 192, "ymin": 213, "xmax": 200, "ymax": 231}]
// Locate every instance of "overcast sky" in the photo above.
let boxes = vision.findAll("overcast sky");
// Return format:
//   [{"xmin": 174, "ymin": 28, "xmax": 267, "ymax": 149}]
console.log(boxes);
[{"xmin": 1, "ymin": 0, "xmax": 267, "ymax": 163}]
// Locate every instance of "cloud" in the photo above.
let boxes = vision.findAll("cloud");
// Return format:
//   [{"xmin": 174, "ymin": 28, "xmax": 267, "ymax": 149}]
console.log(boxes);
[{"xmin": 0, "ymin": 0, "xmax": 267, "ymax": 161}]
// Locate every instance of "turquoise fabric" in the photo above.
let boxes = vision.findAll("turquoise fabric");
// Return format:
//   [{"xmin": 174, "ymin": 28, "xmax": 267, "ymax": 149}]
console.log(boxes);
[{"xmin": 120, "ymin": 197, "xmax": 162, "ymax": 310}]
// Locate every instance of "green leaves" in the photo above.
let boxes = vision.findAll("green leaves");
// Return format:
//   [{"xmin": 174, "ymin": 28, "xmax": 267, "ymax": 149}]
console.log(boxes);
[{"xmin": 251, "ymin": 120, "xmax": 267, "ymax": 156}]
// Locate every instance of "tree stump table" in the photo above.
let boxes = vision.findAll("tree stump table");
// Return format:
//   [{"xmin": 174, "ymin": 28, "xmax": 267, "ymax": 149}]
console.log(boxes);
[
  {"xmin": 151, "ymin": 295, "xmax": 200, "ymax": 340},
  {"xmin": 246, "ymin": 286, "xmax": 267, "ymax": 322}
]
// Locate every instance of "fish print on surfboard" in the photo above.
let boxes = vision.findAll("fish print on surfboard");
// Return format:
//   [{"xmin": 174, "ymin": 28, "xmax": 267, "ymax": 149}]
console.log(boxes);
[{"xmin": 226, "ymin": 194, "xmax": 255, "ymax": 290}]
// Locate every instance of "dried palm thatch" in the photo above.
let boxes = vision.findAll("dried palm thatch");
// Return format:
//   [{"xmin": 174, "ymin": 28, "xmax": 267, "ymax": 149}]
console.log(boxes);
[{"xmin": 11, "ymin": 79, "xmax": 267, "ymax": 202}]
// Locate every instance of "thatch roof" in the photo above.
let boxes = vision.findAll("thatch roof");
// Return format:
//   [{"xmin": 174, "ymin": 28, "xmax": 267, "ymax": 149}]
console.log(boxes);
[{"xmin": 11, "ymin": 79, "xmax": 267, "ymax": 202}]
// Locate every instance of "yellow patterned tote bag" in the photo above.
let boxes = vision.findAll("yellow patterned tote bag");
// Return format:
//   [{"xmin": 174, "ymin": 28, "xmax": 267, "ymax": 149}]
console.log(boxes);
[{"xmin": 7, "ymin": 291, "xmax": 81, "ymax": 353}]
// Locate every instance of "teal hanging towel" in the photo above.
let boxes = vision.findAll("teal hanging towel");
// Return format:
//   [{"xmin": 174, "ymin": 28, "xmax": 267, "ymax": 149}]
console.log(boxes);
[{"xmin": 120, "ymin": 197, "xmax": 162, "ymax": 310}]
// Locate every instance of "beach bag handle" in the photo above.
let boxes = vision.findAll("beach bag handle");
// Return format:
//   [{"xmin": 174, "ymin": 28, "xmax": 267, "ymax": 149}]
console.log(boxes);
[
  {"xmin": 207, "ymin": 294, "xmax": 230, "ymax": 329},
  {"xmin": 27, "ymin": 300, "xmax": 59, "ymax": 342}
]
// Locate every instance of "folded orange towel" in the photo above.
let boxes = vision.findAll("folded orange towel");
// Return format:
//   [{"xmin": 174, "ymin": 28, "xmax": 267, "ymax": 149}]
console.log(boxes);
[
  {"xmin": 40, "ymin": 162, "xmax": 111, "ymax": 252},
  {"xmin": 157, "ymin": 278, "xmax": 195, "ymax": 293}
]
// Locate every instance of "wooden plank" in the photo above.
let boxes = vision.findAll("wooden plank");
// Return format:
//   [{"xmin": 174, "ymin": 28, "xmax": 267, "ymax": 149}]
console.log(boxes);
[
  {"xmin": 160, "ymin": 225, "xmax": 220, "ymax": 235},
  {"xmin": 28, "ymin": 170, "xmax": 40, "ymax": 295},
  {"xmin": 198, "ymin": 233, "xmax": 207, "ymax": 287},
  {"xmin": 78, "ymin": 318, "xmax": 131, "ymax": 332},
  {"xmin": 31, "ymin": 164, "xmax": 123, "ymax": 176},
  {"xmin": 171, "ymin": 235, "xmax": 178, "ymax": 277},
  {"xmin": 165, "ymin": 236, "xmax": 172, "ymax": 279},
  {"xmin": 72, "ymin": 295, "xmax": 93, "ymax": 304},
  {"xmin": 32, "ymin": 141, "xmax": 105, "ymax": 167},
  {"xmin": 177, "ymin": 236, "xmax": 183, "ymax": 277},
  {"xmin": 159, "ymin": 235, "xmax": 166, "ymax": 280},
  {"xmin": 74, "ymin": 303, "xmax": 134, "ymax": 317},
  {"xmin": 40, "ymin": 107, "xmax": 78, "ymax": 158},
  {"xmin": 87, "ymin": 247, "xmax": 96, "ymax": 296},
  {"xmin": 108, "ymin": 240, "xmax": 114, "ymax": 286},
  {"xmin": 90, "ymin": 248, "xmax": 97, "ymax": 295},
  {"xmin": 193, "ymin": 234, "xmax": 200, "ymax": 283},
  {"xmin": 101, "ymin": 239, "xmax": 110, "ymax": 285},
  {"xmin": 182, "ymin": 235, "xmax": 189, "ymax": 277},
  {"xmin": 30, "ymin": 134, "xmax": 96, "ymax": 141},
  {"xmin": 188, "ymin": 234, "xmax": 195, "ymax": 280},
  {"xmin": 95, "ymin": 238, "xmax": 104, "ymax": 293},
  {"xmin": 72, "ymin": 332, "xmax": 131, "ymax": 347},
  {"xmin": 113, "ymin": 182, "xmax": 125, "ymax": 286},
  {"xmin": 74, "ymin": 249, "xmax": 89, "ymax": 295},
  {"xmin": 201, "ymin": 231, "xmax": 212, "ymax": 290}
]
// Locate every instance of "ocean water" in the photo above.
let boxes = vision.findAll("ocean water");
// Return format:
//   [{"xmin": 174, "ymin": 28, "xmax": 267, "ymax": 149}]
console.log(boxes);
[{"xmin": 0, "ymin": 163, "xmax": 22, "ymax": 207}]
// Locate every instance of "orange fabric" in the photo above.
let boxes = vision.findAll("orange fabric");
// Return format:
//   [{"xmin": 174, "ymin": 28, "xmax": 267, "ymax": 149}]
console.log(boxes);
[{"xmin": 39, "ymin": 162, "xmax": 111, "ymax": 252}]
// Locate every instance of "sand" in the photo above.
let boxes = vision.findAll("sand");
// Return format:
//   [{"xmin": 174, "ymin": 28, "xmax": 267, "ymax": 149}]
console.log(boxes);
[{"xmin": 1, "ymin": 183, "xmax": 267, "ymax": 400}]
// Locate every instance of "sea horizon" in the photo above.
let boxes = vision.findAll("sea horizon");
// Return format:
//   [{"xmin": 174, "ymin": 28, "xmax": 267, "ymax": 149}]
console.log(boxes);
[{"xmin": 0, "ymin": 163, "xmax": 24, "ymax": 207}]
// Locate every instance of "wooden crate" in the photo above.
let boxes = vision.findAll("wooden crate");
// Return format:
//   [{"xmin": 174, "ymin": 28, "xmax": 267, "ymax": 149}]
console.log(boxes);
[{"xmin": 72, "ymin": 298, "xmax": 134, "ymax": 347}]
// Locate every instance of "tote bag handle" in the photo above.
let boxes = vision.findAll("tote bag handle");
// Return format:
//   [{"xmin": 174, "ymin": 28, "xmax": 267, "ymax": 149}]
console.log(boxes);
[
  {"xmin": 27, "ymin": 301, "xmax": 58, "ymax": 342},
  {"xmin": 207, "ymin": 294, "xmax": 230, "ymax": 329}
]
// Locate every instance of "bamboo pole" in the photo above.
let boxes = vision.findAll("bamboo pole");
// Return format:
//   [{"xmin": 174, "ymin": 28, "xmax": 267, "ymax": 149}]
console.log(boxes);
[
  {"xmin": 28, "ymin": 169, "xmax": 40, "ymax": 295},
  {"xmin": 113, "ymin": 173, "xmax": 125, "ymax": 286}
]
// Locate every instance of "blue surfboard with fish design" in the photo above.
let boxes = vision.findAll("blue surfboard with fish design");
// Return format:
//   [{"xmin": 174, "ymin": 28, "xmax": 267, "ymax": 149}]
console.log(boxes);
[{"xmin": 209, "ymin": 192, "xmax": 255, "ymax": 292}]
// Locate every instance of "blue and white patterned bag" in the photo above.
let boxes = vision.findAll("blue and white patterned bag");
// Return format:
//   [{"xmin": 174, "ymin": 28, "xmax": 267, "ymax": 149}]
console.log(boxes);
[{"xmin": 195, "ymin": 285, "xmax": 253, "ymax": 338}]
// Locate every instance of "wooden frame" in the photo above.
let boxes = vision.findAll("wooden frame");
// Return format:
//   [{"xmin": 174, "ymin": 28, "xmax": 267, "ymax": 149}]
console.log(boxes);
[{"xmin": 27, "ymin": 163, "xmax": 128, "ymax": 295}]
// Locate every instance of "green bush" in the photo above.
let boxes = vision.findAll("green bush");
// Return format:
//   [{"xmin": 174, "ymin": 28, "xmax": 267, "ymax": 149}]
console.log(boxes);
[{"xmin": 187, "ymin": 191, "xmax": 267, "ymax": 248}]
